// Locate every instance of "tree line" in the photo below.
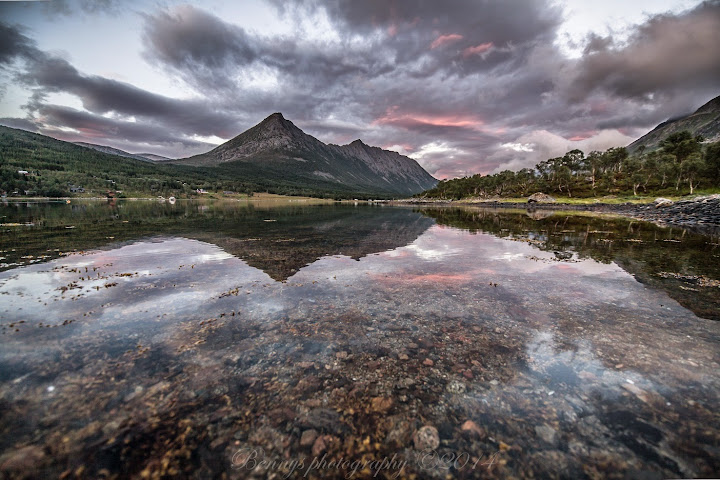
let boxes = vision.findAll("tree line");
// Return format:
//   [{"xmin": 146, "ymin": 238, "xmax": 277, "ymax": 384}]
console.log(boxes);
[{"xmin": 419, "ymin": 131, "xmax": 720, "ymax": 199}]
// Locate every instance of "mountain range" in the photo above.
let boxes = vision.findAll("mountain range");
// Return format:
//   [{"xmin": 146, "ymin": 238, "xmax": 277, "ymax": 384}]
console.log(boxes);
[
  {"xmin": 173, "ymin": 113, "xmax": 437, "ymax": 196},
  {"xmin": 74, "ymin": 142, "xmax": 173, "ymax": 163},
  {"xmin": 628, "ymin": 94, "xmax": 720, "ymax": 152},
  {"xmin": 5, "ymin": 97, "xmax": 718, "ymax": 199}
]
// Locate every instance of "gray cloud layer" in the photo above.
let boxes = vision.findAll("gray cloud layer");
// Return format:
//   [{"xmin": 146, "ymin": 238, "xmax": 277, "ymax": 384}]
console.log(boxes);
[
  {"xmin": 0, "ymin": 20, "xmax": 231, "ymax": 152},
  {"xmin": 570, "ymin": 1, "xmax": 720, "ymax": 100},
  {"xmin": 1, "ymin": 0, "xmax": 718, "ymax": 175}
]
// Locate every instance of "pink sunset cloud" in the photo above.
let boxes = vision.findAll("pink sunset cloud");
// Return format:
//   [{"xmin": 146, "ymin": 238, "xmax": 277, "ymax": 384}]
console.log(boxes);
[
  {"xmin": 375, "ymin": 107, "xmax": 485, "ymax": 131},
  {"xmin": 430, "ymin": 34, "xmax": 463, "ymax": 49},
  {"xmin": 569, "ymin": 131, "xmax": 597, "ymax": 141},
  {"xmin": 462, "ymin": 42, "xmax": 493, "ymax": 57},
  {"xmin": 381, "ymin": 143, "xmax": 415, "ymax": 153}
]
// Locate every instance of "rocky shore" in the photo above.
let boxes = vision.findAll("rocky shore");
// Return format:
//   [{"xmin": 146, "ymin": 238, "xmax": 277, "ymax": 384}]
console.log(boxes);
[
  {"xmin": 400, "ymin": 195, "xmax": 720, "ymax": 235},
  {"xmin": 610, "ymin": 195, "xmax": 720, "ymax": 233}
]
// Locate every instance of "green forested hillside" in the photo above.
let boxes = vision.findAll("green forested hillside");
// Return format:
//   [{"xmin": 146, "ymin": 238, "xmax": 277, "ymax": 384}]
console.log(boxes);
[
  {"xmin": 419, "ymin": 131, "xmax": 720, "ymax": 200},
  {"xmin": 0, "ymin": 126, "xmax": 397, "ymax": 199}
]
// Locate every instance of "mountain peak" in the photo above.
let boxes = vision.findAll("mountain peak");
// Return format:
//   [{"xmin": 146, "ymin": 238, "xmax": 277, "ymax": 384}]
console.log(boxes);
[
  {"xmin": 249, "ymin": 112, "xmax": 306, "ymax": 139},
  {"xmin": 259, "ymin": 112, "xmax": 290, "ymax": 128}
]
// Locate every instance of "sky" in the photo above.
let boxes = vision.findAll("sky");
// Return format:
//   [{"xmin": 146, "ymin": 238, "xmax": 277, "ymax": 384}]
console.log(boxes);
[{"xmin": 0, "ymin": 0, "xmax": 718, "ymax": 178}]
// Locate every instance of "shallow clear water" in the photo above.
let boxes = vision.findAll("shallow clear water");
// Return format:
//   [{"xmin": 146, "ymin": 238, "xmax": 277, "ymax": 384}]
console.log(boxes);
[{"xmin": 0, "ymin": 200, "xmax": 719, "ymax": 479}]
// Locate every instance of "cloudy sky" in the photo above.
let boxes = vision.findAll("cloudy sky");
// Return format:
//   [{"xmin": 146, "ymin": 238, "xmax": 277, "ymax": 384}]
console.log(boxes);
[{"xmin": 1, "ymin": 0, "xmax": 718, "ymax": 178}]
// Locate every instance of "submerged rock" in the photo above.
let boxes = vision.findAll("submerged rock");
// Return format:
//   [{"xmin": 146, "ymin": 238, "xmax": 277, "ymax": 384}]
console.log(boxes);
[
  {"xmin": 312, "ymin": 435, "xmax": 338, "ymax": 456},
  {"xmin": 460, "ymin": 420, "xmax": 485, "ymax": 439},
  {"xmin": 413, "ymin": 426, "xmax": 440, "ymax": 451},
  {"xmin": 300, "ymin": 429, "xmax": 318, "ymax": 447},
  {"xmin": 370, "ymin": 396, "xmax": 394, "ymax": 413},
  {"xmin": 535, "ymin": 424, "xmax": 559, "ymax": 446},
  {"xmin": 446, "ymin": 380, "xmax": 467, "ymax": 394},
  {"xmin": 296, "ymin": 408, "xmax": 347, "ymax": 434},
  {"xmin": 0, "ymin": 445, "xmax": 45, "ymax": 474},
  {"xmin": 385, "ymin": 416, "xmax": 415, "ymax": 447}
]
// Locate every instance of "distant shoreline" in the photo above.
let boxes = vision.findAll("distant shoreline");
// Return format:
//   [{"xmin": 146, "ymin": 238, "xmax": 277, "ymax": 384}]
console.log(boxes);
[
  {"xmin": 395, "ymin": 196, "xmax": 720, "ymax": 234},
  {"xmin": 2, "ymin": 193, "xmax": 334, "ymax": 203}
]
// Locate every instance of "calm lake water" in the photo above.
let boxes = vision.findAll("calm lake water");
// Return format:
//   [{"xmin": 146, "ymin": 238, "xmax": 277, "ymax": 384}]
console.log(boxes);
[{"xmin": 0, "ymin": 200, "xmax": 719, "ymax": 479}]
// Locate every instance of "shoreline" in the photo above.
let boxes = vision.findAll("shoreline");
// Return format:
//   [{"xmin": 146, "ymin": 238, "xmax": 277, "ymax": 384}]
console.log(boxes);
[
  {"xmin": 395, "ymin": 196, "xmax": 720, "ymax": 235},
  {"xmin": 4, "ymin": 194, "xmax": 719, "ymax": 235},
  {"xmin": 1, "ymin": 193, "xmax": 334, "ymax": 203}
]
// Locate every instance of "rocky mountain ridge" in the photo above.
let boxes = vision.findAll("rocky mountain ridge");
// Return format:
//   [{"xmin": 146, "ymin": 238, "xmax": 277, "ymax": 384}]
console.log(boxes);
[{"xmin": 175, "ymin": 113, "xmax": 437, "ymax": 196}]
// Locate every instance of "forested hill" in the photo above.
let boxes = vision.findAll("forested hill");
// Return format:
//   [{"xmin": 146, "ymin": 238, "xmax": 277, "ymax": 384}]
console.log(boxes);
[
  {"xmin": 419, "ymin": 131, "xmax": 720, "ymax": 200},
  {"xmin": 0, "ymin": 126, "xmax": 415, "ymax": 199}
]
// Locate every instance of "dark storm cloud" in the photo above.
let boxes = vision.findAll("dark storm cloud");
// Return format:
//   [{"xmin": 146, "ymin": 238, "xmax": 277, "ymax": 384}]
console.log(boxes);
[
  {"xmin": 41, "ymin": 0, "xmax": 121, "ymax": 17},
  {"xmin": 265, "ymin": 0, "xmax": 565, "ymax": 81},
  {"xmin": 0, "ymin": 20, "xmax": 242, "ymax": 150},
  {"xmin": 271, "ymin": 0, "xmax": 562, "ymax": 46},
  {"xmin": 19, "ymin": 55, "xmax": 240, "ymax": 137},
  {"xmin": 35, "ymin": 104, "xmax": 212, "ymax": 151},
  {"xmin": 142, "ymin": 4, "xmax": 395, "ymax": 96},
  {"xmin": 582, "ymin": 34, "xmax": 613, "ymax": 55},
  {"xmin": 570, "ymin": 1, "xmax": 720, "ymax": 100},
  {"xmin": 142, "ymin": 5, "xmax": 257, "ymax": 91},
  {"xmin": 0, "ymin": 21, "xmax": 36, "ymax": 64},
  {"xmin": 139, "ymin": 0, "xmax": 562, "ymax": 122}
]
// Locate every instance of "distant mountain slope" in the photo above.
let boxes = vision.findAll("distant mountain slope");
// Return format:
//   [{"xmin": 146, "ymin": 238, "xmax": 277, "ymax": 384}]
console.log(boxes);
[
  {"xmin": 136, "ymin": 153, "xmax": 173, "ymax": 162},
  {"xmin": 628, "ymin": 95, "xmax": 720, "ymax": 152},
  {"xmin": 74, "ymin": 142, "xmax": 154, "ymax": 162},
  {"xmin": 174, "ymin": 113, "xmax": 437, "ymax": 196},
  {"xmin": 75, "ymin": 142, "xmax": 173, "ymax": 162}
]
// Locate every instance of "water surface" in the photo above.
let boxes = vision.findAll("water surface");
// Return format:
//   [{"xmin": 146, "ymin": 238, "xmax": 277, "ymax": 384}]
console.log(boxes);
[{"xmin": 0, "ymin": 200, "xmax": 719, "ymax": 479}]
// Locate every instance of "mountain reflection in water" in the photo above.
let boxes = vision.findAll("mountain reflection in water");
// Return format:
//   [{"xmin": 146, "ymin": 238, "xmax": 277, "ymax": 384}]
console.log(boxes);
[
  {"xmin": 0, "ymin": 200, "xmax": 719, "ymax": 479},
  {"xmin": 0, "ymin": 201, "xmax": 434, "ymax": 281}
]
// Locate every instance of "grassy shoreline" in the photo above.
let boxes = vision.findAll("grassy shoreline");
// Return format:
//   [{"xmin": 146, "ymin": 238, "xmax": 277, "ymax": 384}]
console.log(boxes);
[{"xmin": 404, "ymin": 189, "xmax": 720, "ymax": 206}]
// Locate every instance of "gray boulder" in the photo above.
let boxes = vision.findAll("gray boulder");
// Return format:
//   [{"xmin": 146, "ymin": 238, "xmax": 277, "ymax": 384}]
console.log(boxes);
[
  {"xmin": 528, "ymin": 193, "xmax": 556, "ymax": 203},
  {"xmin": 654, "ymin": 198, "xmax": 674, "ymax": 208}
]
